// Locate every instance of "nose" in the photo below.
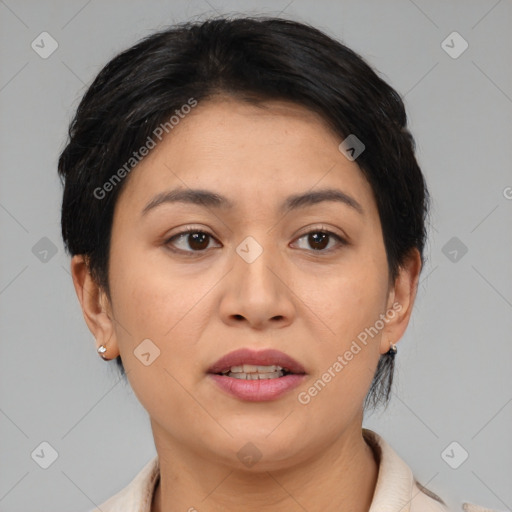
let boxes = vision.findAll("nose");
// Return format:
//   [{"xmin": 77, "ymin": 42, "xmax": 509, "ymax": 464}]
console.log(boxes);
[{"xmin": 218, "ymin": 241, "xmax": 296, "ymax": 330}]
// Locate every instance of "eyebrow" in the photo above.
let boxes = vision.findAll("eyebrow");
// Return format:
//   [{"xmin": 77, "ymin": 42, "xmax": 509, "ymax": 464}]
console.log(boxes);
[{"xmin": 141, "ymin": 187, "xmax": 364, "ymax": 217}]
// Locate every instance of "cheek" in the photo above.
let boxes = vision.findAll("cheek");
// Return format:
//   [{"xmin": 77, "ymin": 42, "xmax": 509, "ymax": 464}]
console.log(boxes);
[
  {"xmin": 109, "ymin": 245, "xmax": 221, "ymax": 380},
  {"xmin": 108, "ymin": 255, "xmax": 211, "ymax": 430},
  {"xmin": 109, "ymin": 239, "xmax": 201, "ymax": 333},
  {"xmin": 296, "ymin": 263, "xmax": 386, "ymax": 418},
  {"xmin": 294, "ymin": 249, "xmax": 388, "ymax": 411},
  {"xmin": 300, "ymin": 255, "xmax": 388, "ymax": 342}
]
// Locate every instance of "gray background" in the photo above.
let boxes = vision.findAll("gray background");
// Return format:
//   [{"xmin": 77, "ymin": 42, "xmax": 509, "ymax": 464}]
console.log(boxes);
[{"xmin": 1, "ymin": 1, "xmax": 511, "ymax": 511}]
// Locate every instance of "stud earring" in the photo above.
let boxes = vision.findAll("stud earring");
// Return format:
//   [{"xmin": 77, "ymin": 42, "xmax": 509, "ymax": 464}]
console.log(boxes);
[
  {"xmin": 386, "ymin": 342, "xmax": 397, "ymax": 357},
  {"xmin": 97, "ymin": 345, "xmax": 108, "ymax": 360}
]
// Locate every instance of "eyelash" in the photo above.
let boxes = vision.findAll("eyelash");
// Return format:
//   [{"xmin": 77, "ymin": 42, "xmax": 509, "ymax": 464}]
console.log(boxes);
[{"xmin": 164, "ymin": 225, "xmax": 347, "ymax": 256}]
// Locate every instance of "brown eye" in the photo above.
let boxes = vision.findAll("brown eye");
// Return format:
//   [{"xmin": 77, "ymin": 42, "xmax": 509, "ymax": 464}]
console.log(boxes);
[
  {"xmin": 307, "ymin": 232, "xmax": 329, "ymax": 250},
  {"xmin": 185, "ymin": 232, "xmax": 210, "ymax": 250},
  {"xmin": 165, "ymin": 229, "xmax": 220, "ymax": 253},
  {"xmin": 293, "ymin": 229, "xmax": 346, "ymax": 252}
]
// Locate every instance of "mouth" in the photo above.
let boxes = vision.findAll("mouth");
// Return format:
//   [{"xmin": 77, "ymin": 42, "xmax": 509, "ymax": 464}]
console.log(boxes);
[
  {"xmin": 207, "ymin": 348, "xmax": 306, "ymax": 378},
  {"xmin": 207, "ymin": 348, "xmax": 307, "ymax": 402},
  {"xmin": 215, "ymin": 364, "xmax": 297, "ymax": 380}
]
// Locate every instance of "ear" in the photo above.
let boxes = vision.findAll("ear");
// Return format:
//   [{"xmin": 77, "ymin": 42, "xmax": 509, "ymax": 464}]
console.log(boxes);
[
  {"xmin": 70, "ymin": 255, "xmax": 119, "ymax": 360},
  {"xmin": 380, "ymin": 248, "xmax": 422, "ymax": 355}
]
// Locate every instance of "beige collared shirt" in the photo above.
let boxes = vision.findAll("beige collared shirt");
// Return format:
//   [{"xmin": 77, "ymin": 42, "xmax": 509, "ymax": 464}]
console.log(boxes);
[{"xmin": 88, "ymin": 428, "xmax": 495, "ymax": 512}]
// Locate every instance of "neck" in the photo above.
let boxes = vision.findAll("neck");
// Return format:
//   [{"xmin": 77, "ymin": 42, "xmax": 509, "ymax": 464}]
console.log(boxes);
[{"xmin": 151, "ymin": 423, "xmax": 378, "ymax": 512}]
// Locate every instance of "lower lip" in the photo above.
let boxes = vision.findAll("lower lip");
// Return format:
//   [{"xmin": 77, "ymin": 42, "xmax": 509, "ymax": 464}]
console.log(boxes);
[{"xmin": 208, "ymin": 373, "xmax": 307, "ymax": 402}]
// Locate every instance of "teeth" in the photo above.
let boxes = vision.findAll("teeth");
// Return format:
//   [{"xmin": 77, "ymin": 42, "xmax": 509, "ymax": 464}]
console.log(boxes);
[
  {"xmin": 219, "ymin": 364, "xmax": 286, "ymax": 379},
  {"xmin": 229, "ymin": 371, "xmax": 284, "ymax": 380},
  {"xmin": 227, "ymin": 364, "xmax": 283, "ymax": 373}
]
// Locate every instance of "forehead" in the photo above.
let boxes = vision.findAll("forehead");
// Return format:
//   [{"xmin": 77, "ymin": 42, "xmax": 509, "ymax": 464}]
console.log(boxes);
[{"xmin": 114, "ymin": 96, "xmax": 377, "ymax": 219}]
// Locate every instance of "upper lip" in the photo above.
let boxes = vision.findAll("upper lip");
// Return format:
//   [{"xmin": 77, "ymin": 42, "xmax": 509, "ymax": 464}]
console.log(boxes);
[{"xmin": 208, "ymin": 348, "xmax": 306, "ymax": 375}]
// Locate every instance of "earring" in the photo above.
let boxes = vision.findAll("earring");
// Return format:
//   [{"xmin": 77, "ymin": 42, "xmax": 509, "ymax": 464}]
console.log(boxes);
[
  {"xmin": 386, "ymin": 342, "xmax": 397, "ymax": 357},
  {"xmin": 97, "ymin": 344, "xmax": 108, "ymax": 360}
]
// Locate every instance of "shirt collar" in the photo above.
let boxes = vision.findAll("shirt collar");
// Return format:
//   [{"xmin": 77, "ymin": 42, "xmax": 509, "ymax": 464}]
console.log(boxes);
[{"xmin": 363, "ymin": 427, "xmax": 415, "ymax": 512}]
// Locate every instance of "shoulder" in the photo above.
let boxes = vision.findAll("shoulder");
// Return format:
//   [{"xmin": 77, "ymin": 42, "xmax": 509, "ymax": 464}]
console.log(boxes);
[
  {"xmin": 86, "ymin": 455, "xmax": 160, "ymax": 512},
  {"xmin": 411, "ymin": 483, "xmax": 502, "ymax": 512},
  {"xmin": 363, "ymin": 429, "xmax": 498, "ymax": 512},
  {"xmin": 411, "ymin": 479, "xmax": 451, "ymax": 512}
]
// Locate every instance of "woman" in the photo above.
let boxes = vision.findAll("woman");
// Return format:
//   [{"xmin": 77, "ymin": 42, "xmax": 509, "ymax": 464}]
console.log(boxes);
[{"xmin": 58, "ymin": 15, "xmax": 487, "ymax": 512}]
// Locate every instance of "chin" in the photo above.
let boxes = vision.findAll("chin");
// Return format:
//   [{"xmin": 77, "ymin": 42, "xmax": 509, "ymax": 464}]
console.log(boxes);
[{"xmin": 208, "ymin": 427, "xmax": 314, "ymax": 471}]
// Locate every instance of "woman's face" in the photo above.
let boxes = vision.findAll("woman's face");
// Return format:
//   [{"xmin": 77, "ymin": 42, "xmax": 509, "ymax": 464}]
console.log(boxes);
[{"xmin": 74, "ymin": 96, "xmax": 420, "ymax": 470}]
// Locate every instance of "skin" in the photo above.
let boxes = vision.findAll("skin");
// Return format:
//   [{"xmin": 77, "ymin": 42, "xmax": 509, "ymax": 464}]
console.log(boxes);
[{"xmin": 71, "ymin": 96, "xmax": 421, "ymax": 512}]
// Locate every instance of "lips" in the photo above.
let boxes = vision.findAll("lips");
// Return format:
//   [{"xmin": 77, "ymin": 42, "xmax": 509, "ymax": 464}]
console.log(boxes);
[
  {"xmin": 207, "ymin": 348, "xmax": 306, "ymax": 375},
  {"xmin": 207, "ymin": 348, "xmax": 307, "ymax": 402}
]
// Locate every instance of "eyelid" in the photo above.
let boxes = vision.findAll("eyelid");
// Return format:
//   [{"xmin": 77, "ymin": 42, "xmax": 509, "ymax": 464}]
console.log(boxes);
[
  {"xmin": 293, "ymin": 224, "xmax": 348, "ymax": 242},
  {"xmin": 166, "ymin": 225, "xmax": 216, "ymax": 238}
]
